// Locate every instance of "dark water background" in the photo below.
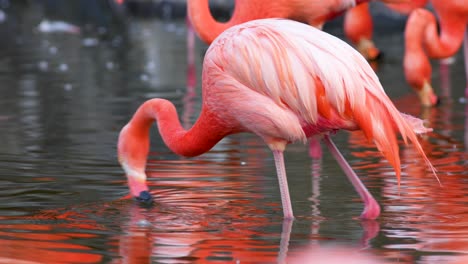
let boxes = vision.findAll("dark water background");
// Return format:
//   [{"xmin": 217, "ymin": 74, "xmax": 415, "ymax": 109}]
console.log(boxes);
[{"xmin": 0, "ymin": 1, "xmax": 467, "ymax": 263}]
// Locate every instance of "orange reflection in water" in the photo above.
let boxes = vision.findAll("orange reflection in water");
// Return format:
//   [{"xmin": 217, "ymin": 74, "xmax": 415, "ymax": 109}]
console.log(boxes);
[
  {"xmin": 349, "ymin": 92, "xmax": 468, "ymax": 261},
  {"xmin": 0, "ymin": 211, "xmax": 103, "ymax": 264},
  {"xmin": 110, "ymin": 137, "xmax": 285, "ymax": 263}
]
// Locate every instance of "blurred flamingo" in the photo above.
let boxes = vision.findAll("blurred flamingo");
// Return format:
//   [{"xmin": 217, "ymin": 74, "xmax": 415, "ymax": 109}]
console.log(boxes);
[
  {"xmin": 118, "ymin": 19, "xmax": 435, "ymax": 220},
  {"xmin": 343, "ymin": 0, "xmax": 428, "ymax": 60},
  {"xmin": 187, "ymin": 0, "xmax": 402, "ymax": 45},
  {"xmin": 404, "ymin": 1, "xmax": 468, "ymax": 106},
  {"xmin": 343, "ymin": 3, "xmax": 381, "ymax": 61}
]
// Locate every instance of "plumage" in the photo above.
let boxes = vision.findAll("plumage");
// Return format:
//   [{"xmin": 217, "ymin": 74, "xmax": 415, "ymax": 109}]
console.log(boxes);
[{"xmin": 118, "ymin": 19, "xmax": 436, "ymax": 220}]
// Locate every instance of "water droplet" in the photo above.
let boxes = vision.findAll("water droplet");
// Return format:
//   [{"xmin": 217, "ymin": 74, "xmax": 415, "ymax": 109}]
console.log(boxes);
[
  {"xmin": 37, "ymin": 61, "xmax": 48, "ymax": 71},
  {"xmin": 459, "ymin": 97, "xmax": 466, "ymax": 104},
  {"xmin": 240, "ymin": 161, "xmax": 247, "ymax": 166},
  {"xmin": 137, "ymin": 219, "xmax": 152, "ymax": 227},
  {"xmin": 164, "ymin": 23, "xmax": 176, "ymax": 33},
  {"xmin": 142, "ymin": 29, "xmax": 151, "ymax": 37},
  {"xmin": 106, "ymin": 61, "xmax": 115, "ymax": 70},
  {"xmin": 58, "ymin": 63, "xmax": 68, "ymax": 72},
  {"xmin": 64, "ymin": 83, "xmax": 72, "ymax": 91},
  {"xmin": 140, "ymin": 74, "xmax": 149, "ymax": 81},
  {"xmin": 146, "ymin": 61, "xmax": 156, "ymax": 71},
  {"xmin": 49, "ymin": 46, "xmax": 58, "ymax": 54},
  {"xmin": 0, "ymin": 9, "xmax": 6, "ymax": 23},
  {"xmin": 82, "ymin": 38, "xmax": 99, "ymax": 47}
]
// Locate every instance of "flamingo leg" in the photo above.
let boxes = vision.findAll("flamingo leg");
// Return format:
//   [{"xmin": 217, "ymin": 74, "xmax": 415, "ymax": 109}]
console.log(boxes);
[
  {"xmin": 277, "ymin": 218, "xmax": 293, "ymax": 264},
  {"xmin": 308, "ymin": 137, "xmax": 323, "ymax": 159},
  {"xmin": 322, "ymin": 135, "xmax": 380, "ymax": 219},
  {"xmin": 272, "ymin": 150, "xmax": 294, "ymax": 219}
]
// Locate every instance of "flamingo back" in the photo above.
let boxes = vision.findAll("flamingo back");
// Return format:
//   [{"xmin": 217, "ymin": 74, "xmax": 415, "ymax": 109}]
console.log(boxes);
[{"xmin": 204, "ymin": 19, "xmax": 435, "ymax": 183}]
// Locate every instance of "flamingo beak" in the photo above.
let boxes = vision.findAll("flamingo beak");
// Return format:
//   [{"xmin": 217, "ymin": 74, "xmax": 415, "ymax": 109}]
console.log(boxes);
[
  {"xmin": 135, "ymin": 190, "xmax": 153, "ymax": 204},
  {"xmin": 126, "ymin": 173, "xmax": 153, "ymax": 204},
  {"xmin": 418, "ymin": 81, "xmax": 439, "ymax": 107}
]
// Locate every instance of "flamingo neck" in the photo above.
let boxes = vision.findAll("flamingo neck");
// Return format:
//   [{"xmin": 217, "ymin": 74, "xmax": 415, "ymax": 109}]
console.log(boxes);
[
  {"xmin": 321, "ymin": 0, "xmax": 362, "ymax": 22},
  {"xmin": 118, "ymin": 98, "xmax": 230, "ymax": 198},
  {"xmin": 131, "ymin": 98, "xmax": 229, "ymax": 158},
  {"xmin": 386, "ymin": 0, "xmax": 428, "ymax": 14},
  {"xmin": 188, "ymin": 0, "xmax": 246, "ymax": 44},
  {"xmin": 403, "ymin": 9, "xmax": 433, "ymax": 90},
  {"xmin": 421, "ymin": 7, "xmax": 468, "ymax": 58}
]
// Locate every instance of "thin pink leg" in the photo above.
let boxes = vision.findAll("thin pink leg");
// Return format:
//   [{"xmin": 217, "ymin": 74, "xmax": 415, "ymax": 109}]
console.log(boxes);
[
  {"xmin": 277, "ymin": 219, "xmax": 293, "ymax": 264},
  {"xmin": 322, "ymin": 135, "xmax": 380, "ymax": 219},
  {"xmin": 464, "ymin": 29, "xmax": 468, "ymax": 97},
  {"xmin": 359, "ymin": 220, "xmax": 380, "ymax": 249},
  {"xmin": 439, "ymin": 60, "xmax": 451, "ymax": 99},
  {"xmin": 272, "ymin": 150, "xmax": 294, "ymax": 219},
  {"xmin": 308, "ymin": 137, "xmax": 322, "ymax": 159}
]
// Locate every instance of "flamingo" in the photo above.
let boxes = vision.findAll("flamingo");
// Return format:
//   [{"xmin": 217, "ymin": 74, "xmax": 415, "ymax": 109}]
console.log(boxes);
[
  {"xmin": 343, "ymin": 0, "xmax": 428, "ymax": 60},
  {"xmin": 118, "ymin": 18, "xmax": 435, "ymax": 220},
  {"xmin": 187, "ymin": 0, "xmax": 402, "ymax": 45},
  {"xmin": 343, "ymin": 3, "xmax": 381, "ymax": 61},
  {"xmin": 403, "ymin": 1, "xmax": 468, "ymax": 107},
  {"xmin": 186, "ymin": 0, "xmax": 404, "ymax": 158}
]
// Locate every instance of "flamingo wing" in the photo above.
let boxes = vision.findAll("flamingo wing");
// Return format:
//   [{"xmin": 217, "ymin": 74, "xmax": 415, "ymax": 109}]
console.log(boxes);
[{"xmin": 203, "ymin": 18, "xmax": 435, "ymax": 183}]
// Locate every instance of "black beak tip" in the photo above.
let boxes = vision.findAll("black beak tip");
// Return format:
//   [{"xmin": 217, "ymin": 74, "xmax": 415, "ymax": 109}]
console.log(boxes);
[
  {"xmin": 135, "ymin": 191, "xmax": 153, "ymax": 204},
  {"xmin": 369, "ymin": 51, "xmax": 383, "ymax": 62}
]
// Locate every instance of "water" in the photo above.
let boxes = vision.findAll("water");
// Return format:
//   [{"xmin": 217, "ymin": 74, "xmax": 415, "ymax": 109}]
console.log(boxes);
[{"xmin": 0, "ymin": 2, "xmax": 467, "ymax": 263}]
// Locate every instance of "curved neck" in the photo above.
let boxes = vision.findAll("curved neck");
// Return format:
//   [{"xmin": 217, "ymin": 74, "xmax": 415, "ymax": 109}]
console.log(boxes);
[
  {"xmin": 422, "ymin": 7, "xmax": 467, "ymax": 58},
  {"xmin": 405, "ymin": 10, "xmax": 429, "ymax": 55},
  {"xmin": 386, "ymin": 0, "xmax": 428, "ymax": 14},
  {"xmin": 188, "ymin": 0, "xmax": 242, "ymax": 44},
  {"xmin": 128, "ymin": 98, "xmax": 229, "ymax": 157},
  {"xmin": 404, "ymin": 9, "xmax": 432, "ymax": 90}
]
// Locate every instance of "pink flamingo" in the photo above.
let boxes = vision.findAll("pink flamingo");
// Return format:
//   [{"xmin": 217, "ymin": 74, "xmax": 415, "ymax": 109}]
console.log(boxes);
[
  {"xmin": 343, "ymin": 0, "xmax": 428, "ymax": 60},
  {"xmin": 118, "ymin": 19, "xmax": 435, "ymax": 220},
  {"xmin": 187, "ymin": 0, "xmax": 402, "ymax": 158},
  {"xmin": 403, "ymin": 1, "xmax": 468, "ymax": 106},
  {"xmin": 343, "ymin": 3, "xmax": 381, "ymax": 61},
  {"xmin": 187, "ymin": 0, "xmax": 402, "ymax": 45}
]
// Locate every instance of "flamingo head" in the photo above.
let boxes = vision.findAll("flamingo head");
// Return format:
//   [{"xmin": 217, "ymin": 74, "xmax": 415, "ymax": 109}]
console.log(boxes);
[
  {"xmin": 117, "ymin": 124, "xmax": 153, "ymax": 204},
  {"xmin": 356, "ymin": 38, "xmax": 382, "ymax": 61},
  {"xmin": 417, "ymin": 81, "xmax": 440, "ymax": 107}
]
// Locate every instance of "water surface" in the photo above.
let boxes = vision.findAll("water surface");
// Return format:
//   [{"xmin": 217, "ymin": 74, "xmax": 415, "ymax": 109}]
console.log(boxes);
[{"xmin": 0, "ymin": 2, "xmax": 467, "ymax": 263}]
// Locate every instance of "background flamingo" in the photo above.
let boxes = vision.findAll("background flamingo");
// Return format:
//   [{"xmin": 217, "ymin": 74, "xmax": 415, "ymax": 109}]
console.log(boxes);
[
  {"xmin": 343, "ymin": 0, "xmax": 428, "ymax": 60},
  {"xmin": 187, "ymin": 0, "xmax": 402, "ymax": 45},
  {"xmin": 403, "ymin": 1, "xmax": 468, "ymax": 106},
  {"xmin": 118, "ymin": 19, "xmax": 435, "ymax": 220}
]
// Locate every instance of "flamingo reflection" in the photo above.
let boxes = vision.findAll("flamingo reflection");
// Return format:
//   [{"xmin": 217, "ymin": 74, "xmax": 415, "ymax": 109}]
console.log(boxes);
[
  {"xmin": 0, "ymin": 211, "xmax": 103, "ymax": 263},
  {"xmin": 347, "ymin": 86, "xmax": 467, "ymax": 261}
]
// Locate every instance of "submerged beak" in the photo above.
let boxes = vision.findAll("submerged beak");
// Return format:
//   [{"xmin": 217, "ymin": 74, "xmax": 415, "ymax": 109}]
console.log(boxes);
[
  {"xmin": 127, "ymin": 173, "xmax": 153, "ymax": 204},
  {"xmin": 135, "ymin": 190, "xmax": 153, "ymax": 204}
]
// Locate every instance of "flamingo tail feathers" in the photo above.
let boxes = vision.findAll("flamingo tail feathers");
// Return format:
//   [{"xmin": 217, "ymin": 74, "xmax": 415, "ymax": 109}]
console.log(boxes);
[{"xmin": 353, "ymin": 93, "xmax": 438, "ymax": 186}]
